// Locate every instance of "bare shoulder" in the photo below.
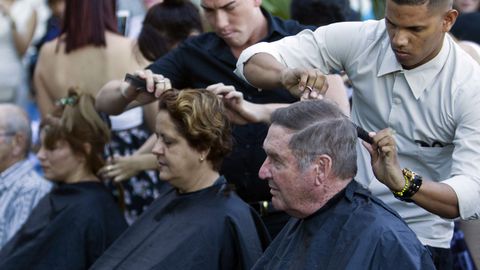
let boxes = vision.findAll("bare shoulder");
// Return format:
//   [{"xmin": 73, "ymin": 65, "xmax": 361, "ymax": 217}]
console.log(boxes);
[
  {"xmin": 105, "ymin": 32, "xmax": 148, "ymax": 67},
  {"xmin": 38, "ymin": 38, "xmax": 61, "ymax": 57}
]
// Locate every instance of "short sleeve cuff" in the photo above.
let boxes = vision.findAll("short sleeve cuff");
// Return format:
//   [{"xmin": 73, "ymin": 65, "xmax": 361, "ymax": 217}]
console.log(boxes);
[
  {"xmin": 234, "ymin": 42, "xmax": 285, "ymax": 85},
  {"xmin": 443, "ymin": 175, "xmax": 480, "ymax": 219}
]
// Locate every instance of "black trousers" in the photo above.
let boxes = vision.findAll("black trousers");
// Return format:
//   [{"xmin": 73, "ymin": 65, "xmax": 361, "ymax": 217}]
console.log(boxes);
[{"xmin": 426, "ymin": 246, "xmax": 453, "ymax": 270}]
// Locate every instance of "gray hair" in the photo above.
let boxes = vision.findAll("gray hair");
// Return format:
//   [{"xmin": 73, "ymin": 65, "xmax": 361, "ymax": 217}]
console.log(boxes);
[
  {"xmin": 0, "ymin": 104, "xmax": 32, "ymax": 158},
  {"xmin": 271, "ymin": 100, "xmax": 357, "ymax": 179}
]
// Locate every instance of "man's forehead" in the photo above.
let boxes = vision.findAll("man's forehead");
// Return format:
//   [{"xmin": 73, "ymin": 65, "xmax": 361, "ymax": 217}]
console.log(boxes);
[
  {"xmin": 385, "ymin": 1, "xmax": 435, "ymax": 24},
  {"xmin": 264, "ymin": 125, "xmax": 294, "ymax": 149}
]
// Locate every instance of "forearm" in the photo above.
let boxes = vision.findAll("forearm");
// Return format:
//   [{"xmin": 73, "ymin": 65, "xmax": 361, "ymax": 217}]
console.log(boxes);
[
  {"xmin": 95, "ymin": 80, "xmax": 134, "ymax": 115},
  {"xmin": 411, "ymin": 180, "xmax": 459, "ymax": 219},
  {"xmin": 143, "ymin": 101, "xmax": 159, "ymax": 132},
  {"xmin": 133, "ymin": 153, "xmax": 157, "ymax": 171},
  {"xmin": 247, "ymin": 102, "xmax": 289, "ymax": 124},
  {"xmin": 11, "ymin": 10, "xmax": 37, "ymax": 56},
  {"xmin": 324, "ymin": 74, "xmax": 350, "ymax": 117},
  {"xmin": 135, "ymin": 135, "xmax": 156, "ymax": 155},
  {"xmin": 243, "ymin": 53, "xmax": 286, "ymax": 89}
]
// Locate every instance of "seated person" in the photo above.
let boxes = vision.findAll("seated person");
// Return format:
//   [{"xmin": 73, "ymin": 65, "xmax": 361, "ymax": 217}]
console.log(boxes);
[
  {"xmin": 250, "ymin": 99, "xmax": 435, "ymax": 269},
  {"xmin": 0, "ymin": 90, "xmax": 128, "ymax": 270},
  {"xmin": 0, "ymin": 104, "xmax": 52, "ymax": 249},
  {"xmin": 90, "ymin": 89, "xmax": 270, "ymax": 270}
]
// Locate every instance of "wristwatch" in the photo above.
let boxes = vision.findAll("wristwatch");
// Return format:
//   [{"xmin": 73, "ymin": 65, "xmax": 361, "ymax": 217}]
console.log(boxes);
[{"xmin": 391, "ymin": 168, "xmax": 423, "ymax": 202}]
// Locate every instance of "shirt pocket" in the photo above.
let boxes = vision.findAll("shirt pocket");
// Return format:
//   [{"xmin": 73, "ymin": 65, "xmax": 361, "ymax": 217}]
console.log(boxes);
[{"xmin": 415, "ymin": 144, "xmax": 454, "ymax": 181}]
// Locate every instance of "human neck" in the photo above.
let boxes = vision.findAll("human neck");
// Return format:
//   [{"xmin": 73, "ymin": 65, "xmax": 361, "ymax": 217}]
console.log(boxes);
[
  {"xmin": 177, "ymin": 168, "xmax": 219, "ymax": 194},
  {"xmin": 64, "ymin": 167, "xmax": 99, "ymax": 184},
  {"xmin": 295, "ymin": 178, "xmax": 352, "ymax": 219}
]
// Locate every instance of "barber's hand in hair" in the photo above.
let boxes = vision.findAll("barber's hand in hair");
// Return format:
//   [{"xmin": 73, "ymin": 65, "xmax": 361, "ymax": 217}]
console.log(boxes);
[
  {"xmin": 207, "ymin": 83, "xmax": 264, "ymax": 125},
  {"xmin": 362, "ymin": 128, "xmax": 405, "ymax": 192},
  {"xmin": 98, "ymin": 155, "xmax": 142, "ymax": 182},
  {"xmin": 281, "ymin": 68, "xmax": 328, "ymax": 100},
  {"xmin": 207, "ymin": 83, "xmax": 249, "ymax": 125}
]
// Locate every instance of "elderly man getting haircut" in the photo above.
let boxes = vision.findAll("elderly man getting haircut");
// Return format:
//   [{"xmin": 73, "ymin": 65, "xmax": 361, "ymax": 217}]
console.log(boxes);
[{"xmin": 250, "ymin": 100, "xmax": 434, "ymax": 270}]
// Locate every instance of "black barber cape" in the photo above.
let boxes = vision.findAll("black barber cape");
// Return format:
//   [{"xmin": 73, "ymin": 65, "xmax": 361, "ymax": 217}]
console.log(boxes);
[
  {"xmin": 252, "ymin": 181, "xmax": 436, "ymax": 270},
  {"xmin": 0, "ymin": 181, "xmax": 127, "ymax": 270},
  {"xmin": 91, "ymin": 176, "xmax": 270, "ymax": 270}
]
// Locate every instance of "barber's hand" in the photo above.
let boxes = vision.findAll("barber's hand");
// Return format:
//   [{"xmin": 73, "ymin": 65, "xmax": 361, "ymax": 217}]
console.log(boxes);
[
  {"xmin": 281, "ymin": 68, "xmax": 328, "ymax": 100},
  {"xmin": 98, "ymin": 155, "xmax": 141, "ymax": 182},
  {"xmin": 362, "ymin": 128, "xmax": 405, "ymax": 192},
  {"xmin": 207, "ymin": 83, "xmax": 254, "ymax": 125},
  {"xmin": 122, "ymin": 69, "xmax": 172, "ymax": 102}
]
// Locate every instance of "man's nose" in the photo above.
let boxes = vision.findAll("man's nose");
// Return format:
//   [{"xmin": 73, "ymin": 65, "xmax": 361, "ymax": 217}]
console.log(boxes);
[
  {"xmin": 214, "ymin": 10, "xmax": 229, "ymax": 30},
  {"xmin": 392, "ymin": 29, "xmax": 409, "ymax": 48},
  {"xmin": 258, "ymin": 159, "xmax": 272, "ymax": 180}
]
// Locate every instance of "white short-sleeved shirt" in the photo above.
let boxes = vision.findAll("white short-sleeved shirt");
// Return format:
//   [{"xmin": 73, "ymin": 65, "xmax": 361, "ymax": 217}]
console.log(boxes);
[{"xmin": 235, "ymin": 20, "xmax": 480, "ymax": 248}]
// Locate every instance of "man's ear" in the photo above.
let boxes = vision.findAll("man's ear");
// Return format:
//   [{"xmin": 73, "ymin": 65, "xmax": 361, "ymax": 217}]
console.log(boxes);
[
  {"xmin": 442, "ymin": 9, "xmax": 458, "ymax": 33},
  {"xmin": 313, "ymin": 154, "xmax": 332, "ymax": 186},
  {"xmin": 11, "ymin": 133, "xmax": 26, "ymax": 157}
]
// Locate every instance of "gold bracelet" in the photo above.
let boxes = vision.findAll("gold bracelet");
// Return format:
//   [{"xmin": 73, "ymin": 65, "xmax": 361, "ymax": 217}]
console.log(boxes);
[{"xmin": 392, "ymin": 173, "xmax": 410, "ymax": 196}]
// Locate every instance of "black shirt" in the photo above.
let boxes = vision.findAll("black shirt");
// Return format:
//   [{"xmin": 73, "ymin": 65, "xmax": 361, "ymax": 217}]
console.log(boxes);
[
  {"xmin": 0, "ymin": 182, "xmax": 127, "ymax": 270},
  {"xmin": 148, "ymin": 10, "xmax": 312, "ymax": 203}
]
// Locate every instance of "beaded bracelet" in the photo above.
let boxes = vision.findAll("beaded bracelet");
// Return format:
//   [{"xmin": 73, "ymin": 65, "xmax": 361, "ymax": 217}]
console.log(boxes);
[{"xmin": 391, "ymin": 168, "xmax": 423, "ymax": 203}]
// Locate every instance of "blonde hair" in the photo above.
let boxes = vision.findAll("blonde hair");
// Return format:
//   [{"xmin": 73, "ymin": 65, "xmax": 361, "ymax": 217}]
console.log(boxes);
[{"xmin": 159, "ymin": 89, "xmax": 232, "ymax": 171}]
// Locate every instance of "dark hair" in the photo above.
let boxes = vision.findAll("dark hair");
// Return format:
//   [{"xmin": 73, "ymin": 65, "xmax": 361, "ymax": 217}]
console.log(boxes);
[
  {"xmin": 40, "ymin": 89, "xmax": 111, "ymax": 174},
  {"xmin": 138, "ymin": 0, "xmax": 203, "ymax": 61},
  {"xmin": 390, "ymin": 0, "xmax": 453, "ymax": 9},
  {"xmin": 271, "ymin": 100, "xmax": 357, "ymax": 179},
  {"xmin": 290, "ymin": 0, "xmax": 360, "ymax": 26},
  {"xmin": 158, "ymin": 89, "xmax": 232, "ymax": 171},
  {"xmin": 61, "ymin": 0, "xmax": 118, "ymax": 53},
  {"xmin": 48, "ymin": 0, "xmax": 63, "ymax": 5}
]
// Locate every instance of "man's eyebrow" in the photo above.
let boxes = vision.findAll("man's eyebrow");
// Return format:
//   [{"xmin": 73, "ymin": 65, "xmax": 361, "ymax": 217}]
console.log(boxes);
[
  {"xmin": 263, "ymin": 146, "xmax": 279, "ymax": 158},
  {"xmin": 201, "ymin": 0, "xmax": 235, "ymax": 10}
]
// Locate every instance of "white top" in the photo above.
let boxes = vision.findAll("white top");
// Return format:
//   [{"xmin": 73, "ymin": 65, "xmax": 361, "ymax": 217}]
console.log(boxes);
[
  {"xmin": 109, "ymin": 107, "xmax": 143, "ymax": 131},
  {"xmin": 235, "ymin": 20, "xmax": 480, "ymax": 248},
  {"xmin": 0, "ymin": 1, "xmax": 33, "ymax": 91}
]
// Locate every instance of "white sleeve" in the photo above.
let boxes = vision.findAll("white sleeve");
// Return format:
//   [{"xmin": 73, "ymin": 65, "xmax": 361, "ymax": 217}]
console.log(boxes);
[
  {"xmin": 235, "ymin": 21, "xmax": 372, "ymax": 83},
  {"xmin": 443, "ymin": 81, "xmax": 480, "ymax": 220}
]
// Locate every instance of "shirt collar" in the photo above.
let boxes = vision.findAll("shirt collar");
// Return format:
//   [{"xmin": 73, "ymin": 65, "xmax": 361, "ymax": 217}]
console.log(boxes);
[
  {"xmin": 378, "ymin": 34, "xmax": 451, "ymax": 100},
  {"xmin": 0, "ymin": 159, "xmax": 33, "ymax": 192},
  {"xmin": 263, "ymin": 8, "xmax": 293, "ymax": 39}
]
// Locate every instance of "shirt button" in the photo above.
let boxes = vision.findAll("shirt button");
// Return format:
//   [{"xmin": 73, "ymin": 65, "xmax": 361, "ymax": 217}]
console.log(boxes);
[{"xmin": 393, "ymin": 97, "xmax": 402, "ymax": 104}]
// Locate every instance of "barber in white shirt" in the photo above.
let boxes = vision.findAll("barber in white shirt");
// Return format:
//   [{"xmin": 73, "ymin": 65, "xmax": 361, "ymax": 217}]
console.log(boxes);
[{"xmin": 234, "ymin": 0, "xmax": 480, "ymax": 268}]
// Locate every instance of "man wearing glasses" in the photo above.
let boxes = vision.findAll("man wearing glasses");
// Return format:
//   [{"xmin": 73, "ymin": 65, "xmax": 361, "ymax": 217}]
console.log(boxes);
[{"xmin": 0, "ymin": 104, "xmax": 51, "ymax": 248}]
